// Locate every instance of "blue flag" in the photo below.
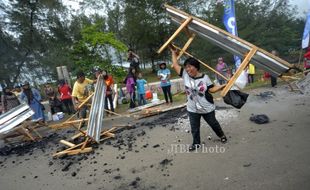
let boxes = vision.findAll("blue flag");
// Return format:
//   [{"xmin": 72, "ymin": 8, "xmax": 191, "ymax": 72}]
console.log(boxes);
[
  {"xmin": 302, "ymin": 12, "xmax": 310, "ymax": 49},
  {"xmin": 223, "ymin": 0, "xmax": 242, "ymax": 68}
]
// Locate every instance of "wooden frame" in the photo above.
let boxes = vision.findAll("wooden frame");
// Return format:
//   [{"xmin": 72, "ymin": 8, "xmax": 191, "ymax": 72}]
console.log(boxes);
[
  {"xmin": 0, "ymin": 104, "xmax": 44, "ymax": 142},
  {"xmin": 157, "ymin": 4, "xmax": 296, "ymax": 97},
  {"xmin": 52, "ymin": 78, "xmax": 132, "ymax": 157}
]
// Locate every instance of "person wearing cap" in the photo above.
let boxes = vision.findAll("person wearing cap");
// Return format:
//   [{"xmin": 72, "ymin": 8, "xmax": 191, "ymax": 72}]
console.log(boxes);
[
  {"xmin": 1, "ymin": 86, "xmax": 20, "ymax": 113},
  {"xmin": 157, "ymin": 62, "xmax": 173, "ymax": 104},
  {"xmin": 72, "ymin": 71, "xmax": 95, "ymax": 119},
  {"xmin": 169, "ymin": 47, "xmax": 227, "ymax": 151},
  {"xmin": 216, "ymin": 57, "xmax": 229, "ymax": 85},
  {"xmin": 20, "ymin": 82, "xmax": 45, "ymax": 121}
]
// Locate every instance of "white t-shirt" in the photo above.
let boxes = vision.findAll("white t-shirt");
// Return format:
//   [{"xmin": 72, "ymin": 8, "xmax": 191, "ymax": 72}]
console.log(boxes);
[{"xmin": 180, "ymin": 68, "xmax": 215, "ymax": 113}]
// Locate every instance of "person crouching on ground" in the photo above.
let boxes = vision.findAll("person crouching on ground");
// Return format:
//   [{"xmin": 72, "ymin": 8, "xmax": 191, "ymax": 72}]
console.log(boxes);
[{"xmin": 170, "ymin": 47, "xmax": 228, "ymax": 151}]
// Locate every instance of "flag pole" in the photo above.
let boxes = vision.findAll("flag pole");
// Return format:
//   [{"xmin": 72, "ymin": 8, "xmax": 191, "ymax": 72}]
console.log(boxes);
[{"xmin": 297, "ymin": 48, "xmax": 304, "ymax": 69}]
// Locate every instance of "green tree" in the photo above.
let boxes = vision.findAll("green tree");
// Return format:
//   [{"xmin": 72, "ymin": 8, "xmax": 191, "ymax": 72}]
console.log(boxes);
[{"xmin": 71, "ymin": 21, "xmax": 127, "ymax": 81}]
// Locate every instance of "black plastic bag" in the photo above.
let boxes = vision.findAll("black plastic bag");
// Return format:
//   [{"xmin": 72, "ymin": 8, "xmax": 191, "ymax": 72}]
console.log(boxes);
[
  {"xmin": 249, "ymin": 114, "xmax": 269, "ymax": 124},
  {"xmin": 223, "ymin": 90, "xmax": 249, "ymax": 109}
]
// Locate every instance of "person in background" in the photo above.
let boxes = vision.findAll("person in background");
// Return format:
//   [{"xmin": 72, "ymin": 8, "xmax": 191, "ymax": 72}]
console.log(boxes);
[
  {"xmin": 103, "ymin": 70, "xmax": 115, "ymax": 113},
  {"xmin": 20, "ymin": 82, "xmax": 45, "ymax": 121},
  {"xmin": 1, "ymin": 86, "xmax": 20, "ymax": 113},
  {"xmin": 127, "ymin": 49, "xmax": 140, "ymax": 73},
  {"xmin": 270, "ymin": 50, "xmax": 278, "ymax": 87},
  {"xmin": 303, "ymin": 47, "xmax": 310, "ymax": 75},
  {"xmin": 12, "ymin": 85, "xmax": 23, "ymax": 103},
  {"xmin": 72, "ymin": 71, "xmax": 95, "ymax": 119},
  {"xmin": 247, "ymin": 63, "xmax": 255, "ymax": 84},
  {"xmin": 157, "ymin": 62, "xmax": 173, "ymax": 104},
  {"xmin": 94, "ymin": 67, "xmax": 115, "ymax": 113},
  {"xmin": 44, "ymin": 82, "xmax": 63, "ymax": 114},
  {"xmin": 136, "ymin": 73, "xmax": 147, "ymax": 106},
  {"xmin": 169, "ymin": 47, "xmax": 227, "ymax": 151},
  {"xmin": 124, "ymin": 67, "xmax": 136, "ymax": 109},
  {"xmin": 58, "ymin": 79, "xmax": 74, "ymax": 115},
  {"xmin": 216, "ymin": 57, "xmax": 229, "ymax": 85}
]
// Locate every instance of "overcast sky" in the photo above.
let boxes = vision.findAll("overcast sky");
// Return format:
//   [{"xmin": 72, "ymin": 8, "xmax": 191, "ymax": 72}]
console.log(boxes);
[
  {"xmin": 62, "ymin": 0, "xmax": 310, "ymax": 18},
  {"xmin": 291, "ymin": 0, "xmax": 309, "ymax": 18}
]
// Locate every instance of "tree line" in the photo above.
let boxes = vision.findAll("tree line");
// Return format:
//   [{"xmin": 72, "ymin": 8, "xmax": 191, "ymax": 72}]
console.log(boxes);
[{"xmin": 0, "ymin": 0, "xmax": 305, "ymax": 86}]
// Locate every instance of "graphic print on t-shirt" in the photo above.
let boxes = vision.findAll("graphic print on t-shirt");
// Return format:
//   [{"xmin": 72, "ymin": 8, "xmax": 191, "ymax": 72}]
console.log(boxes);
[{"xmin": 185, "ymin": 81, "xmax": 207, "ymax": 100}]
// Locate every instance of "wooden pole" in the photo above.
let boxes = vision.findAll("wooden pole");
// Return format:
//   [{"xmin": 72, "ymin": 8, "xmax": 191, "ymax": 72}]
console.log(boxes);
[
  {"xmin": 177, "ymin": 33, "xmax": 196, "ymax": 60},
  {"xmin": 78, "ymin": 92, "xmax": 94, "ymax": 109},
  {"xmin": 220, "ymin": 47, "xmax": 257, "ymax": 97},
  {"xmin": 172, "ymin": 44, "xmax": 229, "ymax": 81},
  {"xmin": 60, "ymin": 140, "xmax": 76, "ymax": 148},
  {"xmin": 157, "ymin": 16, "xmax": 193, "ymax": 54}
]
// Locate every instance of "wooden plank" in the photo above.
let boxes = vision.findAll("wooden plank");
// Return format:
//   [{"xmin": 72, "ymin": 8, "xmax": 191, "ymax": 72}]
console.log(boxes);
[
  {"xmin": 29, "ymin": 128, "xmax": 42, "ymax": 139},
  {"xmin": 20, "ymin": 127, "xmax": 35, "ymax": 141},
  {"xmin": 279, "ymin": 76, "xmax": 303, "ymax": 93},
  {"xmin": 60, "ymin": 140, "xmax": 76, "ymax": 148},
  {"xmin": 172, "ymin": 44, "xmax": 229, "ymax": 81},
  {"xmin": 128, "ymin": 100, "xmax": 165, "ymax": 113},
  {"xmin": 66, "ymin": 148, "xmax": 93, "ymax": 155},
  {"xmin": 77, "ymin": 92, "xmax": 94, "ymax": 109},
  {"xmin": 50, "ymin": 118, "xmax": 89, "ymax": 129},
  {"xmin": 53, "ymin": 142, "xmax": 84, "ymax": 157},
  {"xmin": 104, "ymin": 132, "xmax": 115, "ymax": 138},
  {"xmin": 176, "ymin": 33, "xmax": 196, "ymax": 60},
  {"xmin": 164, "ymin": 4, "xmax": 294, "ymax": 69},
  {"xmin": 70, "ymin": 131, "xmax": 86, "ymax": 140},
  {"xmin": 157, "ymin": 16, "xmax": 193, "ymax": 54},
  {"xmin": 104, "ymin": 109, "xmax": 124, "ymax": 117},
  {"xmin": 220, "ymin": 47, "xmax": 257, "ymax": 97},
  {"xmin": 56, "ymin": 147, "xmax": 93, "ymax": 157},
  {"xmin": 63, "ymin": 118, "xmax": 89, "ymax": 125},
  {"xmin": 81, "ymin": 137, "xmax": 89, "ymax": 150}
]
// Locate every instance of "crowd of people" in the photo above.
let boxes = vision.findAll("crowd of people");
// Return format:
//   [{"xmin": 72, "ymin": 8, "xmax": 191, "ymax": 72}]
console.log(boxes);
[
  {"xmin": 0, "ymin": 82, "xmax": 46, "ymax": 122},
  {"xmin": 1, "ymin": 48, "xmax": 288, "ymax": 129},
  {"xmin": 1, "ymin": 47, "xmax": 301, "ymax": 152}
]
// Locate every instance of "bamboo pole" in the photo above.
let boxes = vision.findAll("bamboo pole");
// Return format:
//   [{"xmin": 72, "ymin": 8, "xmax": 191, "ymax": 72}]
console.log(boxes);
[
  {"xmin": 157, "ymin": 16, "xmax": 193, "ymax": 54},
  {"xmin": 172, "ymin": 44, "xmax": 229, "ymax": 81},
  {"xmin": 220, "ymin": 47, "xmax": 257, "ymax": 97}
]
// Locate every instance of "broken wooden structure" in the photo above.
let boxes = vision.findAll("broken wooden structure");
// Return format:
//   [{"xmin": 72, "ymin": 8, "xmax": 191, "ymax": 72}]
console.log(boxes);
[
  {"xmin": 0, "ymin": 103, "xmax": 43, "ymax": 142},
  {"xmin": 158, "ymin": 4, "xmax": 298, "ymax": 97},
  {"xmin": 53, "ymin": 76, "xmax": 123, "ymax": 157}
]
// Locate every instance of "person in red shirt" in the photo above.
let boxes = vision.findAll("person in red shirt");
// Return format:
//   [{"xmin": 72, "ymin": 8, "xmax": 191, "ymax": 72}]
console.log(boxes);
[
  {"xmin": 58, "ymin": 79, "xmax": 74, "ymax": 114},
  {"xmin": 102, "ymin": 70, "xmax": 115, "ymax": 112},
  {"xmin": 304, "ymin": 47, "xmax": 310, "ymax": 75}
]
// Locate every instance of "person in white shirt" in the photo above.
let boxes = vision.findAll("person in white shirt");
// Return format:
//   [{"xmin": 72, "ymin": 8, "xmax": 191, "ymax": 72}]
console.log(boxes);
[{"xmin": 170, "ymin": 47, "xmax": 228, "ymax": 151}]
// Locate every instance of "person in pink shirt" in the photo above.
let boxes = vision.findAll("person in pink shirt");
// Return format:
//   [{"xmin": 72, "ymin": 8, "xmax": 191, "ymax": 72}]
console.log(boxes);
[
  {"xmin": 124, "ymin": 67, "xmax": 136, "ymax": 108},
  {"xmin": 216, "ymin": 57, "xmax": 229, "ymax": 85}
]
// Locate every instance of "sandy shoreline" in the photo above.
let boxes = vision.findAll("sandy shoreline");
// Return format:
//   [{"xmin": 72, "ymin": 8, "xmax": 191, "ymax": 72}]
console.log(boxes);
[{"xmin": 0, "ymin": 84, "xmax": 310, "ymax": 190}]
